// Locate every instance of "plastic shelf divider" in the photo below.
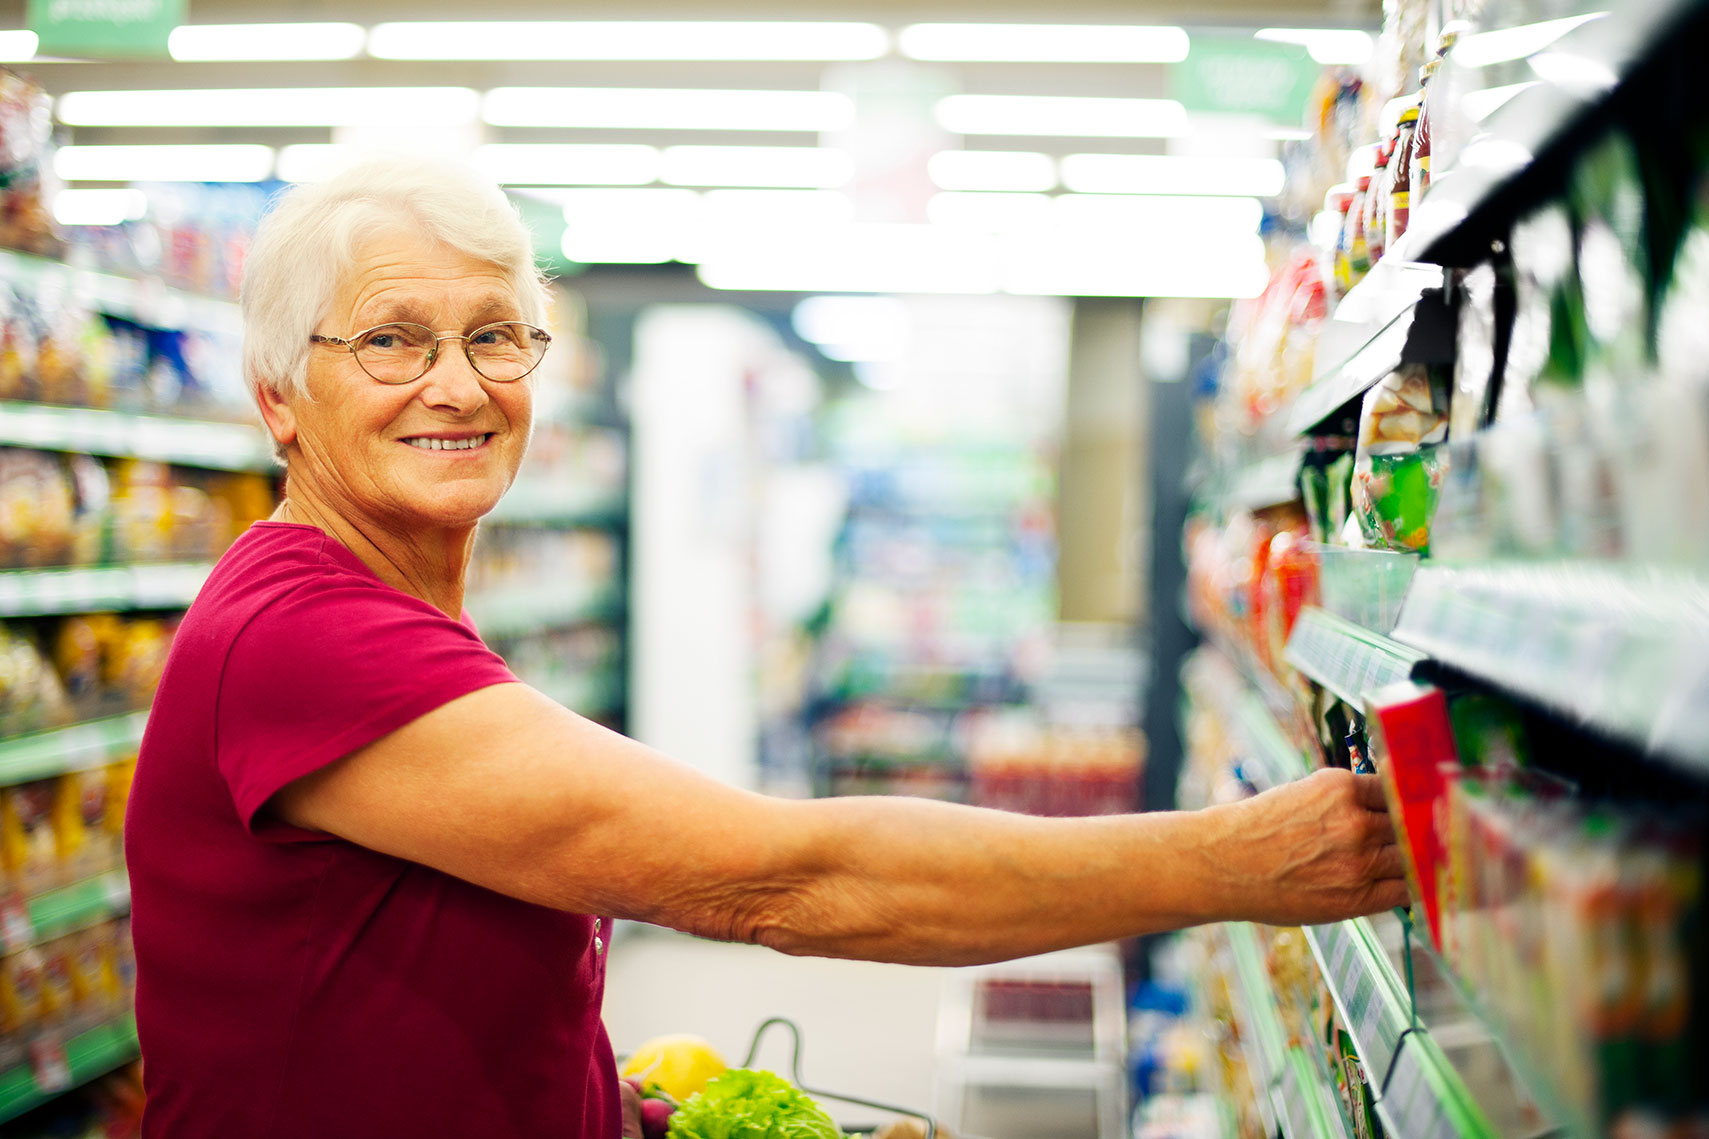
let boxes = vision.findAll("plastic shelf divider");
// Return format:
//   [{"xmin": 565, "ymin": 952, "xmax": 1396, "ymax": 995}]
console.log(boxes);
[
  {"xmin": 0, "ymin": 564, "xmax": 212, "ymax": 618},
  {"xmin": 25, "ymin": 871, "xmax": 132, "ymax": 944},
  {"xmin": 1283, "ymin": 607, "xmax": 1427, "ymax": 708},
  {"xmin": 1391, "ymin": 562, "xmax": 1709, "ymax": 770}
]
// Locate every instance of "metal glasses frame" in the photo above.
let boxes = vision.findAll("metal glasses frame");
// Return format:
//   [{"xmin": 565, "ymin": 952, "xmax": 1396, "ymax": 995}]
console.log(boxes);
[{"xmin": 309, "ymin": 320, "xmax": 553, "ymax": 384}]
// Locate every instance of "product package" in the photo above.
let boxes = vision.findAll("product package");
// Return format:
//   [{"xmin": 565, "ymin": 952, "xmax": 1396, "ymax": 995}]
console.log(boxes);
[{"xmin": 1350, "ymin": 363, "xmax": 1450, "ymax": 552}]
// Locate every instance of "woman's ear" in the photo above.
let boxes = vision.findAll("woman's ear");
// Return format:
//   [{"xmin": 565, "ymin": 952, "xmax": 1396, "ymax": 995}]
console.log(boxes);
[{"xmin": 255, "ymin": 382, "xmax": 298, "ymax": 452}]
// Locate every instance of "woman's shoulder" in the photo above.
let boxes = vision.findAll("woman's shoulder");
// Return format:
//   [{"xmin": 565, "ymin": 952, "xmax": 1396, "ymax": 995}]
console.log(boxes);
[{"xmin": 191, "ymin": 522, "xmax": 392, "ymax": 632}]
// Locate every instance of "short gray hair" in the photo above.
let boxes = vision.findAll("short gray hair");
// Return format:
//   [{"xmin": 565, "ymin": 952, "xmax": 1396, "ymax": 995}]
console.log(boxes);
[{"xmin": 241, "ymin": 155, "xmax": 550, "ymax": 401}]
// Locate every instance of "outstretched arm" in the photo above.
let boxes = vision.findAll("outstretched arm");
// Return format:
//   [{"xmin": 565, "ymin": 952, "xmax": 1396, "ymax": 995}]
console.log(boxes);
[{"xmin": 272, "ymin": 682, "xmax": 1405, "ymax": 966}]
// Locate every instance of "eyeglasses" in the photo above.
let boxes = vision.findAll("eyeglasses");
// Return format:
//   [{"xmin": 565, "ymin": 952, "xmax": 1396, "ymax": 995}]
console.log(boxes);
[{"xmin": 310, "ymin": 321, "xmax": 552, "ymax": 384}]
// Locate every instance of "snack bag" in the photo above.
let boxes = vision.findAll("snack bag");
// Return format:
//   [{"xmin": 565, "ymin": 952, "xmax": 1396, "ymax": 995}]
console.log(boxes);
[
  {"xmin": 70, "ymin": 924, "xmax": 122, "ymax": 1013},
  {"xmin": 53, "ymin": 767, "xmax": 115, "ymax": 879},
  {"xmin": 1350, "ymin": 363, "xmax": 1449, "ymax": 552},
  {"xmin": 2, "ymin": 778, "xmax": 64, "ymax": 894},
  {"xmin": 0, "ymin": 947, "xmax": 46, "ymax": 1037}
]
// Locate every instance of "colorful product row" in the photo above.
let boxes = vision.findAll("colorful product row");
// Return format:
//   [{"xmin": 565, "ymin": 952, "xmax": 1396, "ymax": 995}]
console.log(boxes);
[{"xmin": 0, "ymin": 761, "xmax": 134, "ymax": 898}]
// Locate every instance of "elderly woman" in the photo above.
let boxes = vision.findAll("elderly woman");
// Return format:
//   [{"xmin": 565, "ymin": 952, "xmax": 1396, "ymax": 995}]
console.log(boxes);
[{"xmin": 124, "ymin": 158, "xmax": 1405, "ymax": 1139}]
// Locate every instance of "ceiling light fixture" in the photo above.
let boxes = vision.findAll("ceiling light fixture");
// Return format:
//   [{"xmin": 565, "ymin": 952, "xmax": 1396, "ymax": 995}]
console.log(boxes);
[
  {"xmin": 54, "ymin": 144, "xmax": 277, "ymax": 183},
  {"xmin": 0, "ymin": 30, "xmax": 39, "ymax": 61},
  {"xmin": 1059, "ymin": 154, "xmax": 1286, "ymax": 197},
  {"xmin": 935, "ymin": 95, "xmax": 1188, "ymax": 138},
  {"xmin": 369, "ymin": 21, "xmax": 888, "ymax": 61},
  {"xmin": 52, "ymin": 188, "xmax": 149, "ymax": 227},
  {"xmin": 1253, "ymin": 28, "xmax": 1375, "ymax": 66},
  {"xmin": 473, "ymin": 143, "xmax": 661, "ymax": 185},
  {"xmin": 660, "ymin": 146, "xmax": 853, "ymax": 189},
  {"xmin": 559, "ymin": 188, "xmax": 702, "ymax": 264},
  {"xmin": 900, "ymin": 23, "xmax": 1188, "ymax": 63},
  {"xmin": 54, "ymin": 88, "xmax": 480, "ymax": 128},
  {"xmin": 483, "ymin": 87, "xmax": 854, "ymax": 132},
  {"xmin": 167, "ymin": 22, "xmax": 365, "ymax": 61},
  {"xmin": 927, "ymin": 151, "xmax": 1056, "ymax": 192}
]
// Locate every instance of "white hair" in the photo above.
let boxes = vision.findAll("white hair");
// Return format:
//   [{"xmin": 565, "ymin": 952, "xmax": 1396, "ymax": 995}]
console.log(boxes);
[{"xmin": 241, "ymin": 155, "xmax": 549, "ymax": 402}]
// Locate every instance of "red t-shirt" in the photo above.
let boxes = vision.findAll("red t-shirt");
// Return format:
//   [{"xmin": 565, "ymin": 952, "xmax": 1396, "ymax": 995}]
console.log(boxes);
[{"xmin": 125, "ymin": 522, "xmax": 618, "ymax": 1139}]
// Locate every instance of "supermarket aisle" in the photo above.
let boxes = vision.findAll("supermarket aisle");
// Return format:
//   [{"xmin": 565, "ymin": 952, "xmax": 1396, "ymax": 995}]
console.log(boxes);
[{"xmin": 603, "ymin": 925, "xmax": 947, "ymax": 1130}]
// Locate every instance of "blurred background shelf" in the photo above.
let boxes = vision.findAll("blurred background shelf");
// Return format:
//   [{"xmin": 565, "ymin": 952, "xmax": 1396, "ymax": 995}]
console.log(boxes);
[
  {"xmin": 0, "ymin": 248, "xmax": 242, "ymax": 336},
  {"xmin": 0, "ymin": 563, "xmax": 211, "ymax": 617},
  {"xmin": 466, "ymin": 585, "xmax": 625, "ymax": 642},
  {"xmin": 0, "ymin": 402, "xmax": 273, "ymax": 473},
  {"xmin": 486, "ymin": 485, "xmax": 627, "ymax": 529},
  {"xmin": 8, "ymin": 871, "xmax": 132, "ymax": 952},
  {"xmin": 0, "ymin": 1016, "xmax": 139, "ymax": 1125},
  {"xmin": 0, "ymin": 712, "xmax": 147, "ymax": 785}
]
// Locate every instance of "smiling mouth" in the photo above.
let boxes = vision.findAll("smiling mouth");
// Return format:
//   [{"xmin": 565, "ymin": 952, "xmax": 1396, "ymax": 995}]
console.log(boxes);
[{"xmin": 400, "ymin": 433, "xmax": 494, "ymax": 452}]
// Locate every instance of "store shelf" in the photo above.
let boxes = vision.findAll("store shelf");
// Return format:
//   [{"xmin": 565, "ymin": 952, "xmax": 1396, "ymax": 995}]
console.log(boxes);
[
  {"xmin": 1287, "ymin": 309, "xmax": 1414, "ymax": 436},
  {"xmin": 0, "ymin": 247, "xmax": 242, "ymax": 335},
  {"xmin": 0, "ymin": 712, "xmax": 148, "ymax": 786},
  {"xmin": 1225, "ymin": 451, "xmax": 1302, "ymax": 512},
  {"xmin": 1225, "ymin": 922, "xmax": 1350, "ymax": 1139},
  {"xmin": 3, "ymin": 871, "xmax": 131, "ymax": 953},
  {"xmin": 0, "ymin": 402, "xmax": 274, "ymax": 473},
  {"xmin": 1411, "ymin": 0, "xmax": 1707, "ymax": 267},
  {"xmin": 528, "ymin": 670, "xmax": 623, "ymax": 717},
  {"xmin": 1305, "ymin": 918, "xmax": 1495, "ymax": 1139},
  {"xmin": 1330, "ymin": 238, "xmax": 1444, "ymax": 329},
  {"xmin": 486, "ymin": 484, "xmax": 625, "ymax": 528},
  {"xmin": 1391, "ymin": 562, "xmax": 1709, "ymax": 769},
  {"xmin": 0, "ymin": 1015, "xmax": 138, "ymax": 1125},
  {"xmin": 1193, "ymin": 647, "xmax": 1310, "ymax": 792},
  {"xmin": 466, "ymin": 585, "xmax": 624, "ymax": 641},
  {"xmin": 1311, "ymin": 545, "xmax": 1421, "ymax": 636},
  {"xmin": 1284, "ymin": 607, "xmax": 1427, "ymax": 708},
  {"xmin": 0, "ymin": 563, "xmax": 211, "ymax": 617}
]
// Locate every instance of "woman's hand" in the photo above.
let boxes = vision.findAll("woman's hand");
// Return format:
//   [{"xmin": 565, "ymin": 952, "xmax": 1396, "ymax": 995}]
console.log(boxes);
[
  {"xmin": 620, "ymin": 1077, "xmax": 643, "ymax": 1139},
  {"xmin": 1212, "ymin": 768, "xmax": 1410, "ymax": 925}
]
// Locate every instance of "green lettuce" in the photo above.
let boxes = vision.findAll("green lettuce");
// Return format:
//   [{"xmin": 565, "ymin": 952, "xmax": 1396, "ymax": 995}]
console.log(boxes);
[{"xmin": 666, "ymin": 1069, "xmax": 841, "ymax": 1139}]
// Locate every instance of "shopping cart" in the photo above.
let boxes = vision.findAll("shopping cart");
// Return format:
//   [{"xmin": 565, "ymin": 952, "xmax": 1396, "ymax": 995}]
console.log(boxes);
[{"xmin": 741, "ymin": 1016, "xmax": 946, "ymax": 1139}]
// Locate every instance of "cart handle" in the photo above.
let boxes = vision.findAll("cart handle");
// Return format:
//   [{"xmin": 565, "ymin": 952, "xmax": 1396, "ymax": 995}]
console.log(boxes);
[{"xmin": 742, "ymin": 1016, "xmax": 937, "ymax": 1139}]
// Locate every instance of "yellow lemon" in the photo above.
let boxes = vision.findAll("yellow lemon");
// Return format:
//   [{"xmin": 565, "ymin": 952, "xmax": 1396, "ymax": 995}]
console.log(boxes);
[{"xmin": 620, "ymin": 1034, "xmax": 728, "ymax": 1102}]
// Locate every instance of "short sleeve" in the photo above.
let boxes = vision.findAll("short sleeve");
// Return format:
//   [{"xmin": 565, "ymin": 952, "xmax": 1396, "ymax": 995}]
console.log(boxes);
[{"xmin": 216, "ymin": 575, "xmax": 517, "ymax": 836}]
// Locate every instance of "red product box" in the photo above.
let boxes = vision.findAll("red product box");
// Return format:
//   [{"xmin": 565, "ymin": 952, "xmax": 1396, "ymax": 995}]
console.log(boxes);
[{"xmin": 1365, "ymin": 681, "xmax": 1459, "ymax": 947}]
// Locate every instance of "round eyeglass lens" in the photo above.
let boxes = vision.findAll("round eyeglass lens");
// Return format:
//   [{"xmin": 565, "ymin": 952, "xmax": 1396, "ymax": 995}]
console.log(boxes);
[
  {"xmin": 466, "ymin": 322, "xmax": 550, "ymax": 381},
  {"xmin": 353, "ymin": 323, "xmax": 437, "ymax": 384}
]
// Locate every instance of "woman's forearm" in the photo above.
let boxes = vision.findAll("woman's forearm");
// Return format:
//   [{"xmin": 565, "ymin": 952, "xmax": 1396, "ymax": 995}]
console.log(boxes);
[{"xmin": 735, "ymin": 768, "xmax": 1405, "ymax": 966}]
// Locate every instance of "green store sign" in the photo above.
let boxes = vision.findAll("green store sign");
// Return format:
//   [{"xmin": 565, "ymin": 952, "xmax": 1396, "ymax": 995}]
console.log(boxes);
[
  {"xmin": 1174, "ymin": 36, "xmax": 1320, "ymax": 124},
  {"xmin": 27, "ymin": 0, "xmax": 185, "ymax": 58}
]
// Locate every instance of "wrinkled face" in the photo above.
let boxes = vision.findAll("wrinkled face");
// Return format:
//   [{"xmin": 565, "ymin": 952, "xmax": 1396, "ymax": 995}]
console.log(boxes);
[{"xmin": 268, "ymin": 229, "xmax": 535, "ymax": 532}]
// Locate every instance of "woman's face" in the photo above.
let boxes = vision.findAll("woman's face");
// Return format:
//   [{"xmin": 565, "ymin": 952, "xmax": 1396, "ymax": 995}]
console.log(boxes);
[{"xmin": 268, "ymin": 229, "xmax": 535, "ymax": 533}]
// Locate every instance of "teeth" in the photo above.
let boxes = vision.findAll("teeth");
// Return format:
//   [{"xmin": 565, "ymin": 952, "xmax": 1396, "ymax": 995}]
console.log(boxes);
[{"xmin": 403, "ymin": 434, "xmax": 489, "ymax": 451}]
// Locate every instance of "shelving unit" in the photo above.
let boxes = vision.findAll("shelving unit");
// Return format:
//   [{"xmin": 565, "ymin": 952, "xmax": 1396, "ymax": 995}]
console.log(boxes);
[
  {"xmin": 0, "ymin": 1015, "xmax": 138, "ymax": 1124},
  {"xmin": 2, "ymin": 871, "xmax": 132, "ymax": 955},
  {"xmin": 0, "ymin": 402, "xmax": 273, "ymax": 473},
  {"xmin": 465, "ymin": 584, "xmax": 624, "ymax": 642},
  {"xmin": 0, "ymin": 248, "xmax": 243, "ymax": 335},
  {"xmin": 0, "ymin": 712, "xmax": 148, "ymax": 786},
  {"xmin": 0, "ymin": 563, "xmax": 211, "ymax": 618}
]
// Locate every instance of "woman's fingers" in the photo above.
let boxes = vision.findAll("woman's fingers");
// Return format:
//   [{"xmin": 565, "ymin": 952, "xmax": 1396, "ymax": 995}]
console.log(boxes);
[{"xmin": 1351, "ymin": 772, "xmax": 1391, "ymax": 812}]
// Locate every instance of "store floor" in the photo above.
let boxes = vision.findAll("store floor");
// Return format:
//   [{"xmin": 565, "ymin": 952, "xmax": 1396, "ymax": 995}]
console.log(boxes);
[{"xmin": 602, "ymin": 923, "xmax": 947, "ymax": 1130}]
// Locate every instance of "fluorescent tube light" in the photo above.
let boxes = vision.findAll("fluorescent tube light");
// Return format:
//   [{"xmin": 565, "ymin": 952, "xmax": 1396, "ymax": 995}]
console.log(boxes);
[
  {"xmin": 660, "ymin": 146, "xmax": 853, "ymax": 189},
  {"xmin": 52, "ymin": 189, "xmax": 149, "ymax": 227},
  {"xmin": 927, "ymin": 192, "xmax": 1053, "ymax": 232},
  {"xmin": 369, "ymin": 21, "xmax": 887, "ymax": 61},
  {"xmin": 1254, "ymin": 28, "xmax": 1374, "ymax": 65},
  {"xmin": 55, "ymin": 88, "xmax": 480, "ymax": 128},
  {"xmin": 936, "ymin": 95, "xmax": 1187, "ymax": 138},
  {"xmin": 1051, "ymin": 193, "xmax": 1264, "ymax": 233},
  {"xmin": 1452, "ymin": 13, "xmax": 1607, "ymax": 68},
  {"xmin": 927, "ymin": 151, "xmax": 1055, "ymax": 192},
  {"xmin": 55, "ymin": 144, "xmax": 277, "ymax": 183},
  {"xmin": 473, "ymin": 143, "xmax": 661, "ymax": 185},
  {"xmin": 0, "ymin": 30, "xmax": 38, "ymax": 61},
  {"xmin": 1003, "ymin": 232, "xmax": 1269, "ymax": 297},
  {"xmin": 698, "ymin": 223, "xmax": 1002, "ymax": 295},
  {"xmin": 900, "ymin": 23, "xmax": 1188, "ymax": 63},
  {"xmin": 276, "ymin": 144, "xmax": 363, "ymax": 183},
  {"xmin": 167, "ymin": 22, "xmax": 365, "ymax": 61},
  {"xmin": 560, "ymin": 188, "xmax": 701, "ymax": 264},
  {"xmin": 1059, "ymin": 154, "xmax": 1285, "ymax": 197},
  {"xmin": 483, "ymin": 88, "xmax": 854, "ymax": 132}
]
